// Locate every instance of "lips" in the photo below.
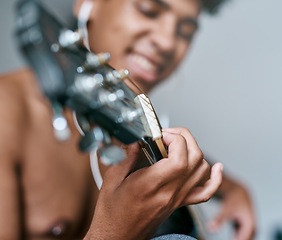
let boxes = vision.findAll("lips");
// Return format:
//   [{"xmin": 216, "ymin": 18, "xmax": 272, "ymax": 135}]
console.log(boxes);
[
  {"xmin": 126, "ymin": 53, "xmax": 162, "ymax": 83},
  {"xmin": 130, "ymin": 54, "xmax": 158, "ymax": 73}
]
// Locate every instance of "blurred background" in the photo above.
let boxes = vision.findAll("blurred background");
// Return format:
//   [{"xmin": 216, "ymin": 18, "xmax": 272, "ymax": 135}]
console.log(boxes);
[{"xmin": 0, "ymin": 0, "xmax": 281, "ymax": 239}]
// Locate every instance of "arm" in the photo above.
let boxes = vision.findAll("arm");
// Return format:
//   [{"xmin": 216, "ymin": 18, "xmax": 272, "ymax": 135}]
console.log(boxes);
[
  {"xmin": 0, "ymin": 77, "xmax": 25, "ymax": 239},
  {"xmin": 209, "ymin": 173, "xmax": 256, "ymax": 240},
  {"xmin": 84, "ymin": 127, "xmax": 223, "ymax": 240}
]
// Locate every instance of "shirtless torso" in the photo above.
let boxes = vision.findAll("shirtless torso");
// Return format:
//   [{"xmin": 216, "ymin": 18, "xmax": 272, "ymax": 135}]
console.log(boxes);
[{"xmin": 0, "ymin": 68, "xmax": 99, "ymax": 239}]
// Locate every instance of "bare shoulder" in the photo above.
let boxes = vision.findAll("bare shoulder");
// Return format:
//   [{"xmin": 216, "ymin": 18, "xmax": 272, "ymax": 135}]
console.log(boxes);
[
  {"xmin": 0, "ymin": 68, "xmax": 36, "ymax": 164},
  {"xmin": 0, "ymin": 68, "xmax": 40, "ymax": 238},
  {"xmin": 0, "ymin": 68, "xmax": 34, "ymax": 122}
]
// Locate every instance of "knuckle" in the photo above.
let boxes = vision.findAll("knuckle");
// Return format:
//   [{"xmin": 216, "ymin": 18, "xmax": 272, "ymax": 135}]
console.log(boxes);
[
  {"xmin": 190, "ymin": 148, "xmax": 204, "ymax": 165},
  {"xmin": 173, "ymin": 157, "xmax": 188, "ymax": 172},
  {"xmin": 202, "ymin": 159, "xmax": 210, "ymax": 172},
  {"xmin": 201, "ymin": 160, "xmax": 211, "ymax": 182},
  {"xmin": 174, "ymin": 133, "xmax": 186, "ymax": 144},
  {"xmin": 179, "ymin": 127, "xmax": 191, "ymax": 135},
  {"xmin": 195, "ymin": 149, "xmax": 204, "ymax": 161},
  {"xmin": 178, "ymin": 127, "xmax": 187, "ymax": 133}
]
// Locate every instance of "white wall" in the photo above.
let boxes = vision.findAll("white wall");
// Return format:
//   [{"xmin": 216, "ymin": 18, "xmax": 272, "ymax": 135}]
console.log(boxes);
[
  {"xmin": 0, "ymin": 0, "xmax": 74, "ymax": 72},
  {"xmin": 150, "ymin": 0, "xmax": 282, "ymax": 239},
  {"xmin": 1, "ymin": 0, "xmax": 281, "ymax": 239}
]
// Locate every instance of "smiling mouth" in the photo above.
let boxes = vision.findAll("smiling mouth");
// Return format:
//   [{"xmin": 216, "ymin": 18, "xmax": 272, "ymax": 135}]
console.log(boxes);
[{"xmin": 130, "ymin": 53, "xmax": 159, "ymax": 74}]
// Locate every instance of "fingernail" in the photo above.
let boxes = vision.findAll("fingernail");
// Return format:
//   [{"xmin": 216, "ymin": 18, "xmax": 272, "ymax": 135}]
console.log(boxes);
[
  {"xmin": 220, "ymin": 163, "xmax": 224, "ymax": 171},
  {"xmin": 217, "ymin": 163, "xmax": 224, "ymax": 171}
]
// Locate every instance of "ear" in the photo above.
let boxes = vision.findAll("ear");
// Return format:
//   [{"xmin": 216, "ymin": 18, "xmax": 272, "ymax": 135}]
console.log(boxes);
[{"xmin": 73, "ymin": 0, "xmax": 84, "ymax": 18}]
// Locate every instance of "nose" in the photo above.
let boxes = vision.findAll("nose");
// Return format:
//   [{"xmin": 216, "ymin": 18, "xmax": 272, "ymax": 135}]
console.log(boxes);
[{"xmin": 151, "ymin": 18, "xmax": 176, "ymax": 54}]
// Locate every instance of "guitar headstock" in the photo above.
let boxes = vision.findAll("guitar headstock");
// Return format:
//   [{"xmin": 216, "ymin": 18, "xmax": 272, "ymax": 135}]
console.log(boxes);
[{"xmin": 15, "ymin": 0, "xmax": 166, "ymax": 164}]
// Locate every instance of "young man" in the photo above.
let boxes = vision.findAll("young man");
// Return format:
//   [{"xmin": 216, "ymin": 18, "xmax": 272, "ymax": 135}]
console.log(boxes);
[
  {"xmin": 74, "ymin": 0, "xmax": 256, "ymax": 238},
  {"xmin": 0, "ymin": 0, "xmax": 255, "ymax": 239}
]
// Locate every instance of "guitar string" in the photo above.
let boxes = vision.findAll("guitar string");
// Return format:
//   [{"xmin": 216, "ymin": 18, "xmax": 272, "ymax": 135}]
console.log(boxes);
[{"xmin": 138, "ymin": 94, "xmax": 161, "ymax": 136}]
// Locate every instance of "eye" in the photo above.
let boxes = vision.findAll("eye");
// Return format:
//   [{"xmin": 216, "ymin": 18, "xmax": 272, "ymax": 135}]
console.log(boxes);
[
  {"xmin": 135, "ymin": 1, "xmax": 161, "ymax": 19},
  {"xmin": 178, "ymin": 22, "xmax": 198, "ymax": 42}
]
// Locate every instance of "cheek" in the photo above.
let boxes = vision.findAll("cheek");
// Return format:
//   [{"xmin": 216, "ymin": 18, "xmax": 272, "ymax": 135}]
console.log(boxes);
[
  {"xmin": 163, "ymin": 42, "xmax": 190, "ymax": 77},
  {"xmin": 175, "ymin": 41, "xmax": 190, "ymax": 65},
  {"xmin": 87, "ymin": 2, "xmax": 146, "ymax": 59},
  {"xmin": 88, "ymin": 20, "xmax": 134, "ymax": 58}
]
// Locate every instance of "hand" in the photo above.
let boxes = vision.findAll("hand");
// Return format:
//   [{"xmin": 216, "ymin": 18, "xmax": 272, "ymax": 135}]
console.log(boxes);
[
  {"xmin": 86, "ymin": 127, "xmax": 223, "ymax": 240},
  {"xmin": 208, "ymin": 178, "xmax": 256, "ymax": 240}
]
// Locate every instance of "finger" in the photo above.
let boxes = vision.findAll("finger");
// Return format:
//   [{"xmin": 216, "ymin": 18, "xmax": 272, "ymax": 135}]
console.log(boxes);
[
  {"xmin": 162, "ymin": 127, "xmax": 200, "ymax": 151},
  {"xmin": 179, "ymin": 158, "xmax": 211, "ymax": 194},
  {"xmin": 162, "ymin": 127, "xmax": 197, "ymax": 147},
  {"xmin": 133, "ymin": 132, "xmax": 187, "ymax": 190},
  {"xmin": 152, "ymin": 132, "xmax": 188, "ymax": 180},
  {"xmin": 174, "ymin": 158, "xmax": 210, "ymax": 207},
  {"xmin": 161, "ymin": 131, "xmax": 188, "ymax": 163},
  {"xmin": 162, "ymin": 128, "xmax": 203, "ymax": 168},
  {"xmin": 195, "ymin": 159, "xmax": 211, "ymax": 186},
  {"xmin": 182, "ymin": 163, "xmax": 223, "ymax": 205},
  {"xmin": 163, "ymin": 128, "xmax": 204, "ymax": 168}
]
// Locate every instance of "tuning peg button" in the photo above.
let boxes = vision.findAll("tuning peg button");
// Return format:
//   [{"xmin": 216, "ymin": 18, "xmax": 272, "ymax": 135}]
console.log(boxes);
[
  {"xmin": 98, "ymin": 89, "xmax": 125, "ymax": 106},
  {"xmin": 114, "ymin": 69, "xmax": 130, "ymax": 80},
  {"xmin": 53, "ymin": 114, "xmax": 71, "ymax": 141},
  {"xmin": 58, "ymin": 29, "xmax": 82, "ymax": 48},
  {"xmin": 105, "ymin": 69, "xmax": 129, "ymax": 84},
  {"xmin": 52, "ymin": 103, "xmax": 71, "ymax": 141},
  {"xmin": 119, "ymin": 108, "xmax": 143, "ymax": 123},
  {"xmin": 98, "ymin": 145, "xmax": 126, "ymax": 165},
  {"xmin": 79, "ymin": 127, "xmax": 105, "ymax": 152},
  {"xmin": 86, "ymin": 52, "xmax": 111, "ymax": 68},
  {"xmin": 72, "ymin": 73, "xmax": 104, "ymax": 95}
]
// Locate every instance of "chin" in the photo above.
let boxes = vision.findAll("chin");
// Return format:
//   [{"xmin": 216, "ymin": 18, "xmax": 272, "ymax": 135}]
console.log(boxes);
[{"xmin": 128, "ymin": 76, "xmax": 155, "ymax": 93}]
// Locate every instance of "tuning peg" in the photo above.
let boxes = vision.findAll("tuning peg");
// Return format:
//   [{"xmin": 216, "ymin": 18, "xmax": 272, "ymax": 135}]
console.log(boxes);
[
  {"xmin": 114, "ymin": 69, "xmax": 130, "ymax": 80},
  {"xmin": 78, "ymin": 126, "xmax": 125, "ymax": 164},
  {"xmin": 79, "ymin": 126, "xmax": 104, "ymax": 152},
  {"xmin": 106, "ymin": 69, "xmax": 130, "ymax": 83},
  {"xmin": 118, "ymin": 108, "xmax": 143, "ymax": 123},
  {"xmin": 51, "ymin": 29, "xmax": 82, "ymax": 52},
  {"xmin": 98, "ymin": 89, "xmax": 125, "ymax": 107},
  {"xmin": 98, "ymin": 145, "xmax": 125, "ymax": 165},
  {"xmin": 85, "ymin": 52, "xmax": 111, "ymax": 68},
  {"xmin": 71, "ymin": 73, "xmax": 104, "ymax": 95},
  {"xmin": 78, "ymin": 124, "xmax": 126, "ymax": 165},
  {"xmin": 77, "ymin": 53, "xmax": 111, "ymax": 73}
]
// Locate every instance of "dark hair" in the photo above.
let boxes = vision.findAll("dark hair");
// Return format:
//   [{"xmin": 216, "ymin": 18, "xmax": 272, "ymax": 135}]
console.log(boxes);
[{"xmin": 202, "ymin": 0, "xmax": 230, "ymax": 14}]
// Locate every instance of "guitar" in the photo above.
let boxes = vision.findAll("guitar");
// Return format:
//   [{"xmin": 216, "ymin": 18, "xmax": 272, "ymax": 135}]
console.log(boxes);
[{"xmin": 15, "ymin": 0, "xmax": 231, "ymax": 239}]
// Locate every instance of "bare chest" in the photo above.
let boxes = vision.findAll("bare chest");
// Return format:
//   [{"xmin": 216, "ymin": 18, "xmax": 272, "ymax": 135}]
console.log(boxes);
[{"xmin": 21, "ymin": 107, "xmax": 98, "ymax": 238}]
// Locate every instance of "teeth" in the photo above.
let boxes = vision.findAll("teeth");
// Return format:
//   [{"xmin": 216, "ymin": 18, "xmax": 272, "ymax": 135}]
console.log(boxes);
[{"xmin": 131, "ymin": 54, "xmax": 157, "ymax": 73}]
